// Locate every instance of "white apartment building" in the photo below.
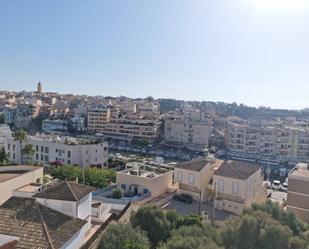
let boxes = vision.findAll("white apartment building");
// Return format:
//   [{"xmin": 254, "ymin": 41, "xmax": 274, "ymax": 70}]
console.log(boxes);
[
  {"xmin": 87, "ymin": 107, "xmax": 110, "ymax": 132},
  {"xmin": 5, "ymin": 134, "xmax": 108, "ymax": 168},
  {"xmin": 226, "ymin": 120, "xmax": 309, "ymax": 162}
]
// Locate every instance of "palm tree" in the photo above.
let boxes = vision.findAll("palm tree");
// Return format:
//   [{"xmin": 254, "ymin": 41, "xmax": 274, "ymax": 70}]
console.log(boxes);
[
  {"xmin": 22, "ymin": 144, "xmax": 35, "ymax": 164},
  {"xmin": 13, "ymin": 129, "xmax": 27, "ymax": 164},
  {"xmin": 0, "ymin": 147, "xmax": 8, "ymax": 164}
]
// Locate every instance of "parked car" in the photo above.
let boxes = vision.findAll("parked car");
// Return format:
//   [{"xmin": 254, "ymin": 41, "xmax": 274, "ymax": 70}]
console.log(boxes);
[
  {"xmin": 281, "ymin": 182, "xmax": 288, "ymax": 192},
  {"xmin": 174, "ymin": 194, "xmax": 193, "ymax": 204},
  {"xmin": 272, "ymin": 180, "xmax": 281, "ymax": 191}
]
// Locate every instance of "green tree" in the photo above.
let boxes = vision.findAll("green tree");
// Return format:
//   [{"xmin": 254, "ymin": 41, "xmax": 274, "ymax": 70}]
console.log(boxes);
[
  {"xmin": 13, "ymin": 129, "xmax": 27, "ymax": 164},
  {"xmin": 50, "ymin": 166, "xmax": 116, "ymax": 188},
  {"xmin": 99, "ymin": 223, "xmax": 150, "ymax": 249},
  {"xmin": 22, "ymin": 144, "xmax": 35, "ymax": 164},
  {"xmin": 0, "ymin": 113, "xmax": 4, "ymax": 124},
  {"xmin": 236, "ymin": 215, "xmax": 258, "ymax": 249},
  {"xmin": 0, "ymin": 147, "xmax": 8, "ymax": 163},
  {"xmin": 159, "ymin": 226, "xmax": 221, "ymax": 249},
  {"xmin": 258, "ymin": 223, "xmax": 292, "ymax": 249},
  {"xmin": 131, "ymin": 206, "xmax": 170, "ymax": 247},
  {"xmin": 290, "ymin": 237, "xmax": 308, "ymax": 249},
  {"xmin": 112, "ymin": 188, "xmax": 123, "ymax": 199}
]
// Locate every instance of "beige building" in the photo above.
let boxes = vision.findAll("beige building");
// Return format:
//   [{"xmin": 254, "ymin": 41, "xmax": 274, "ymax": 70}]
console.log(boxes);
[
  {"xmin": 213, "ymin": 160, "xmax": 265, "ymax": 215},
  {"xmin": 116, "ymin": 162, "xmax": 173, "ymax": 197},
  {"xmin": 103, "ymin": 118, "xmax": 159, "ymax": 141},
  {"xmin": 174, "ymin": 157, "xmax": 224, "ymax": 202},
  {"xmin": 87, "ymin": 107, "xmax": 110, "ymax": 132},
  {"xmin": 287, "ymin": 163, "xmax": 309, "ymax": 223},
  {"xmin": 0, "ymin": 165, "xmax": 43, "ymax": 205},
  {"xmin": 226, "ymin": 120, "xmax": 309, "ymax": 162}
]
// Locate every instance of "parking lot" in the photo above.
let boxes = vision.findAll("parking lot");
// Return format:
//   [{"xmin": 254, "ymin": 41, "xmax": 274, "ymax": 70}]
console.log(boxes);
[{"xmin": 268, "ymin": 190, "xmax": 287, "ymax": 206}]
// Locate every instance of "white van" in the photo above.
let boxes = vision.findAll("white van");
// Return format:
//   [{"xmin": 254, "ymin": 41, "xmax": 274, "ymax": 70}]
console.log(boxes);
[{"xmin": 272, "ymin": 180, "xmax": 281, "ymax": 191}]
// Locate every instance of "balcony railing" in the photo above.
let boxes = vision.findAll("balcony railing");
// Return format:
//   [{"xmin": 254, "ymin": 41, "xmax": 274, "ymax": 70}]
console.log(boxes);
[
  {"xmin": 178, "ymin": 183, "xmax": 201, "ymax": 193},
  {"xmin": 216, "ymin": 191, "xmax": 244, "ymax": 204}
]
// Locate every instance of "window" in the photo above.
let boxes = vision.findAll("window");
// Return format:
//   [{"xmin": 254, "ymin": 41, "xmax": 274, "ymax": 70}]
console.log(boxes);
[
  {"xmin": 189, "ymin": 173, "xmax": 194, "ymax": 185},
  {"xmin": 41, "ymin": 154, "xmax": 44, "ymax": 161},
  {"xmin": 67, "ymin": 151, "xmax": 71, "ymax": 158},
  {"xmin": 41, "ymin": 146, "xmax": 44, "ymax": 153},
  {"xmin": 45, "ymin": 147, "xmax": 49, "ymax": 154},
  {"xmin": 36, "ymin": 145, "xmax": 39, "ymax": 151},
  {"xmin": 13, "ymin": 144, "xmax": 15, "ymax": 151},
  {"xmin": 232, "ymin": 182, "xmax": 239, "ymax": 194},
  {"xmin": 177, "ymin": 172, "xmax": 183, "ymax": 182},
  {"xmin": 13, "ymin": 153, "xmax": 15, "ymax": 160},
  {"xmin": 56, "ymin": 148, "xmax": 58, "ymax": 153},
  {"xmin": 67, "ymin": 160, "xmax": 71, "ymax": 165},
  {"xmin": 121, "ymin": 184, "xmax": 126, "ymax": 190},
  {"xmin": 8, "ymin": 144, "xmax": 10, "ymax": 150},
  {"xmin": 36, "ymin": 154, "xmax": 39, "ymax": 160},
  {"xmin": 44, "ymin": 155, "xmax": 49, "ymax": 162},
  {"xmin": 218, "ymin": 179, "xmax": 224, "ymax": 191}
]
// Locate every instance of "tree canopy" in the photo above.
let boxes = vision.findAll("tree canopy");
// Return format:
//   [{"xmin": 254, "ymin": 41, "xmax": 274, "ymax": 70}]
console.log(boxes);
[
  {"xmin": 50, "ymin": 165, "xmax": 116, "ymax": 188},
  {"xmin": 98, "ymin": 223, "xmax": 150, "ymax": 249}
]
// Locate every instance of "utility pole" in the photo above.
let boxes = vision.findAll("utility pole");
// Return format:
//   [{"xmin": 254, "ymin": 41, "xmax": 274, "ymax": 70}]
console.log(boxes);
[
  {"xmin": 82, "ymin": 164, "xmax": 85, "ymax": 184},
  {"xmin": 212, "ymin": 182, "xmax": 217, "ymax": 225},
  {"xmin": 198, "ymin": 190, "xmax": 202, "ymax": 215}
]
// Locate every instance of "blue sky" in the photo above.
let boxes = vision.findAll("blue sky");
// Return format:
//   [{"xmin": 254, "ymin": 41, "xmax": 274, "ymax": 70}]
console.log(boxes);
[{"xmin": 0, "ymin": 0, "xmax": 309, "ymax": 109}]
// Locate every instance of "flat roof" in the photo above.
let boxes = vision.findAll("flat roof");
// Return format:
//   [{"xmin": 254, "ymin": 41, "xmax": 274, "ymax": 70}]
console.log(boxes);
[
  {"xmin": 0, "ymin": 173, "xmax": 20, "ymax": 183},
  {"xmin": 15, "ymin": 184, "xmax": 41, "ymax": 193},
  {"xmin": 290, "ymin": 164, "xmax": 309, "ymax": 178}
]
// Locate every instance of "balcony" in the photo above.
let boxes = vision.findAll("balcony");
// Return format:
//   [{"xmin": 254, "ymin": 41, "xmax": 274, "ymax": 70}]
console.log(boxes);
[
  {"xmin": 216, "ymin": 191, "xmax": 244, "ymax": 204},
  {"xmin": 178, "ymin": 183, "xmax": 201, "ymax": 193}
]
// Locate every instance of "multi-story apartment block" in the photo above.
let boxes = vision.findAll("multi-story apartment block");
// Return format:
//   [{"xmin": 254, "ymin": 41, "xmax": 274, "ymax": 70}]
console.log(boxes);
[
  {"xmin": 42, "ymin": 119, "xmax": 68, "ymax": 132},
  {"xmin": 103, "ymin": 117, "xmax": 159, "ymax": 141},
  {"xmin": 287, "ymin": 163, "xmax": 309, "ymax": 223},
  {"xmin": 5, "ymin": 134, "xmax": 108, "ymax": 168},
  {"xmin": 226, "ymin": 120, "xmax": 309, "ymax": 162},
  {"xmin": 87, "ymin": 107, "xmax": 110, "ymax": 132},
  {"xmin": 213, "ymin": 160, "xmax": 265, "ymax": 215},
  {"xmin": 164, "ymin": 113, "xmax": 212, "ymax": 151}
]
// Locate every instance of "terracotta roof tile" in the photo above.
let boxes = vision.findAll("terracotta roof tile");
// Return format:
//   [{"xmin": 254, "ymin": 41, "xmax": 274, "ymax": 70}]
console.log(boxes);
[
  {"xmin": 34, "ymin": 181, "xmax": 95, "ymax": 201},
  {"xmin": 0, "ymin": 197, "xmax": 86, "ymax": 249},
  {"xmin": 214, "ymin": 160, "xmax": 261, "ymax": 180}
]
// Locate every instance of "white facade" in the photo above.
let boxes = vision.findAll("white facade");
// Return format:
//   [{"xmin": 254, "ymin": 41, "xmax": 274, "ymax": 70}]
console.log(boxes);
[
  {"xmin": 5, "ymin": 135, "xmax": 108, "ymax": 168},
  {"xmin": 36, "ymin": 192, "xmax": 92, "ymax": 230}
]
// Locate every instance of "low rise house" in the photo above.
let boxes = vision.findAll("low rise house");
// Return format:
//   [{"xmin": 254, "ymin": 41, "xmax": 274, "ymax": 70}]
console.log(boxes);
[
  {"xmin": 213, "ymin": 160, "xmax": 265, "ymax": 215},
  {"xmin": 0, "ymin": 165, "xmax": 43, "ymax": 205},
  {"xmin": 0, "ymin": 181, "xmax": 94, "ymax": 249},
  {"xmin": 287, "ymin": 163, "xmax": 309, "ymax": 223},
  {"xmin": 116, "ymin": 162, "xmax": 173, "ymax": 198},
  {"xmin": 34, "ymin": 181, "xmax": 94, "ymax": 229},
  {"xmin": 174, "ymin": 157, "xmax": 224, "ymax": 202}
]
